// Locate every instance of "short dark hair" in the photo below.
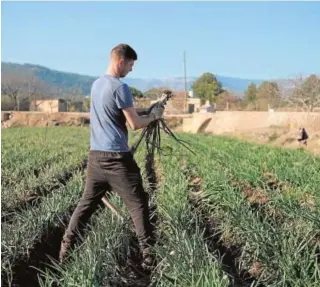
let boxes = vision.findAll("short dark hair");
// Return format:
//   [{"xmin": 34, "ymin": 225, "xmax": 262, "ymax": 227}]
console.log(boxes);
[{"xmin": 111, "ymin": 44, "xmax": 137, "ymax": 61}]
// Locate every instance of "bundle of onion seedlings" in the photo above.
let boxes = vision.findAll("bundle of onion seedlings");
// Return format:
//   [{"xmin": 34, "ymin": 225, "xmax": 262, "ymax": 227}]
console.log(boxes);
[
  {"xmin": 131, "ymin": 118, "xmax": 195, "ymax": 158},
  {"xmin": 130, "ymin": 90, "xmax": 195, "ymax": 159},
  {"xmin": 130, "ymin": 100, "xmax": 195, "ymax": 246}
]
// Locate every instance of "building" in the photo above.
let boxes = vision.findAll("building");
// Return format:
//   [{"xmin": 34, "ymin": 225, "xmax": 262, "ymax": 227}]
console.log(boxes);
[
  {"xmin": 162, "ymin": 91, "xmax": 188, "ymax": 115},
  {"xmin": 149, "ymin": 91, "xmax": 201, "ymax": 114},
  {"xmin": 187, "ymin": 98, "xmax": 201, "ymax": 113},
  {"xmin": 30, "ymin": 99, "xmax": 84, "ymax": 113},
  {"xmin": 166, "ymin": 91, "xmax": 201, "ymax": 114},
  {"xmin": 30, "ymin": 99, "xmax": 67, "ymax": 113}
]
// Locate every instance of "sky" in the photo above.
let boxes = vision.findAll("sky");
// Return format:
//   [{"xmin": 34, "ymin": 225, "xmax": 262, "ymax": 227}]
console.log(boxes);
[{"xmin": 1, "ymin": 1, "xmax": 320, "ymax": 80}]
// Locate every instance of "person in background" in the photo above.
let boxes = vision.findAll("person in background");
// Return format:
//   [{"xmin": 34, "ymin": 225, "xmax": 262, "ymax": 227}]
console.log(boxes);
[{"xmin": 297, "ymin": 127, "xmax": 309, "ymax": 146}]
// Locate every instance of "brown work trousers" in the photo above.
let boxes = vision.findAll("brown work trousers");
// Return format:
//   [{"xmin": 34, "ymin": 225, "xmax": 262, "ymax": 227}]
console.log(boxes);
[{"xmin": 62, "ymin": 150, "xmax": 153, "ymax": 250}]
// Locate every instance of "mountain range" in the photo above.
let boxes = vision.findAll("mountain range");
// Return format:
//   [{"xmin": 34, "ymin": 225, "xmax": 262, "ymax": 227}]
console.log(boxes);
[{"xmin": 1, "ymin": 62, "xmax": 264, "ymax": 96}]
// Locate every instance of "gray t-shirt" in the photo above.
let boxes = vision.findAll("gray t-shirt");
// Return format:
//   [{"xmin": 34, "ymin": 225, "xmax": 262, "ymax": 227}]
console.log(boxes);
[{"xmin": 90, "ymin": 75, "xmax": 133, "ymax": 152}]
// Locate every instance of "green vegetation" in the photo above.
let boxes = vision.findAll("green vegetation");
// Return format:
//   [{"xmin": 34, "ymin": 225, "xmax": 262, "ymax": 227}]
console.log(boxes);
[
  {"xmin": 191, "ymin": 72, "xmax": 224, "ymax": 104},
  {"xmin": 1, "ymin": 127, "xmax": 89, "ymax": 214},
  {"xmin": 174, "ymin": 133, "xmax": 320, "ymax": 286},
  {"xmin": 1, "ymin": 127, "xmax": 319, "ymax": 286}
]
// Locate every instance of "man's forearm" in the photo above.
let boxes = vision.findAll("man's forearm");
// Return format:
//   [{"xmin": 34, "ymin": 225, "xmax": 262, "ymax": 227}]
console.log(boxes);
[
  {"xmin": 136, "ymin": 102, "xmax": 157, "ymax": 116},
  {"xmin": 134, "ymin": 114, "xmax": 155, "ymax": 130},
  {"xmin": 136, "ymin": 108, "xmax": 150, "ymax": 116}
]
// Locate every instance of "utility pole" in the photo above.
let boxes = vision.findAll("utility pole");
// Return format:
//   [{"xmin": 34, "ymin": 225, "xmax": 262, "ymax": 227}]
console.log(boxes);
[{"xmin": 183, "ymin": 51, "xmax": 188, "ymax": 112}]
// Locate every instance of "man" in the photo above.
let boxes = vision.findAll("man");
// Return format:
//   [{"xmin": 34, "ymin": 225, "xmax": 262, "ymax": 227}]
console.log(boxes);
[
  {"xmin": 297, "ymin": 127, "xmax": 309, "ymax": 146},
  {"xmin": 59, "ymin": 44, "xmax": 164, "ymax": 269}
]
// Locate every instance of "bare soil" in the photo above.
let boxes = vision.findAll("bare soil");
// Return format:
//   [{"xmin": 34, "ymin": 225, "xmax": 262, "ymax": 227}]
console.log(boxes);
[
  {"xmin": 2, "ymin": 111, "xmax": 90, "ymax": 128},
  {"xmin": 1, "ymin": 112, "xmax": 183, "ymax": 129},
  {"xmin": 224, "ymin": 126, "xmax": 320, "ymax": 157}
]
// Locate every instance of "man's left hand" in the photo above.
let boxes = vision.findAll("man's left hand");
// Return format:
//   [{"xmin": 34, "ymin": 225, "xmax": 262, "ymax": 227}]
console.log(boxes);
[{"xmin": 150, "ymin": 105, "xmax": 164, "ymax": 120}]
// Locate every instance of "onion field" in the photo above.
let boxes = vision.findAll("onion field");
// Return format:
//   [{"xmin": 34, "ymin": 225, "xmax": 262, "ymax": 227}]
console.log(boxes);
[{"xmin": 1, "ymin": 127, "xmax": 319, "ymax": 287}]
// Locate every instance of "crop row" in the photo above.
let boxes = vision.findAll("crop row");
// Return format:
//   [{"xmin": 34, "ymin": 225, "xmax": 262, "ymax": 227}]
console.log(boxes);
[
  {"xmin": 172, "ymin": 132, "xmax": 319, "ymax": 286},
  {"xmin": 2, "ymin": 127, "xmax": 318, "ymax": 286}
]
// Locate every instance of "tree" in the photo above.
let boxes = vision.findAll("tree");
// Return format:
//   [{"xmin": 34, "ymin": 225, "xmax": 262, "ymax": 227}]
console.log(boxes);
[
  {"xmin": 1, "ymin": 70, "xmax": 49, "ymax": 111},
  {"xmin": 83, "ymin": 97, "xmax": 91, "ymax": 112},
  {"xmin": 244, "ymin": 82, "xmax": 257, "ymax": 103},
  {"xmin": 215, "ymin": 90, "xmax": 242, "ymax": 110},
  {"xmin": 191, "ymin": 73, "xmax": 223, "ymax": 104},
  {"xmin": 283, "ymin": 74, "xmax": 320, "ymax": 112},
  {"xmin": 68, "ymin": 103, "xmax": 78, "ymax": 112},
  {"xmin": 1, "ymin": 71, "xmax": 25, "ymax": 110},
  {"xmin": 55, "ymin": 86, "xmax": 84, "ymax": 112},
  {"xmin": 130, "ymin": 86, "xmax": 144, "ymax": 99},
  {"xmin": 256, "ymin": 81, "xmax": 280, "ymax": 110},
  {"xmin": 25, "ymin": 73, "xmax": 49, "ymax": 110},
  {"xmin": 25, "ymin": 73, "xmax": 46, "ymax": 101},
  {"xmin": 243, "ymin": 82, "xmax": 258, "ymax": 110}
]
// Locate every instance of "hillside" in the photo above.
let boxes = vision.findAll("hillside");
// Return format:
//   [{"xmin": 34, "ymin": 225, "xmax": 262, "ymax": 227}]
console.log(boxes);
[
  {"xmin": 1, "ymin": 62, "xmax": 263, "ymax": 96},
  {"xmin": 1, "ymin": 62, "xmax": 95, "ymax": 96}
]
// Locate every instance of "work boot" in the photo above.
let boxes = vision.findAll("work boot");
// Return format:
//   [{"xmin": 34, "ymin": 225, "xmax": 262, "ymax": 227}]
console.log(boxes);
[{"xmin": 59, "ymin": 239, "xmax": 72, "ymax": 263}]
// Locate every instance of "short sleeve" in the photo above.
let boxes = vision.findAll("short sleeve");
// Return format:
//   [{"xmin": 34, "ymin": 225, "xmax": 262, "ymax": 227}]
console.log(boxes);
[{"xmin": 115, "ymin": 84, "xmax": 133, "ymax": 109}]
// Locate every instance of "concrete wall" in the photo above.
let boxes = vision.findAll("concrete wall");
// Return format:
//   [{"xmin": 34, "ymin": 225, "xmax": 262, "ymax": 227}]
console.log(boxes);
[{"xmin": 182, "ymin": 111, "xmax": 320, "ymax": 134}]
